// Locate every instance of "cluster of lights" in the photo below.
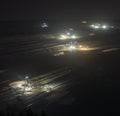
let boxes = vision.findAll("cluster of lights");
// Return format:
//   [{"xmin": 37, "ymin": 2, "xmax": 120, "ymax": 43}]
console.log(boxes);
[
  {"xmin": 59, "ymin": 28, "xmax": 77, "ymax": 40},
  {"xmin": 9, "ymin": 80, "xmax": 33, "ymax": 94},
  {"xmin": 91, "ymin": 24, "xmax": 108, "ymax": 29},
  {"xmin": 64, "ymin": 43, "xmax": 93, "ymax": 52},
  {"xmin": 68, "ymin": 45, "xmax": 76, "ymax": 51},
  {"xmin": 65, "ymin": 42, "xmax": 77, "ymax": 51},
  {"xmin": 42, "ymin": 85, "xmax": 54, "ymax": 92},
  {"xmin": 41, "ymin": 22, "xmax": 48, "ymax": 28},
  {"xmin": 64, "ymin": 41, "xmax": 81, "ymax": 51},
  {"xmin": 24, "ymin": 87, "xmax": 32, "ymax": 92},
  {"xmin": 60, "ymin": 34, "xmax": 77, "ymax": 40}
]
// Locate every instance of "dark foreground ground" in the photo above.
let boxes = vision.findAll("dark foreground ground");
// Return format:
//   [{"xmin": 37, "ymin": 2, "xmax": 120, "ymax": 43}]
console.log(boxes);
[{"xmin": 0, "ymin": 45, "xmax": 120, "ymax": 116}]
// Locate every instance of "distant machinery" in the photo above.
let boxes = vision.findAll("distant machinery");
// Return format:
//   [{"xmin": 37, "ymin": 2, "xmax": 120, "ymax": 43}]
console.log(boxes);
[{"xmin": 41, "ymin": 22, "xmax": 48, "ymax": 28}]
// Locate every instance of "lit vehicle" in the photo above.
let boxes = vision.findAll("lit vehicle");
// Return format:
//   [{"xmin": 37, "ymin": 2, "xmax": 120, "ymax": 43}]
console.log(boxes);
[
  {"xmin": 60, "ymin": 34, "xmax": 77, "ymax": 40},
  {"xmin": 68, "ymin": 45, "xmax": 76, "ymax": 51},
  {"xmin": 41, "ymin": 85, "xmax": 54, "ymax": 92},
  {"xmin": 90, "ymin": 23, "xmax": 108, "ymax": 29},
  {"xmin": 59, "ymin": 29, "xmax": 77, "ymax": 40},
  {"xmin": 65, "ymin": 41, "xmax": 79, "ymax": 51},
  {"xmin": 41, "ymin": 22, "xmax": 48, "ymax": 28}
]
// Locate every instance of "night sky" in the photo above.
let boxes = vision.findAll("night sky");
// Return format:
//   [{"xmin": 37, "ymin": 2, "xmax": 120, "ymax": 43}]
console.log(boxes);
[{"xmin": 0, "ymin": 0, "xmax": 120, "ymax": 20}]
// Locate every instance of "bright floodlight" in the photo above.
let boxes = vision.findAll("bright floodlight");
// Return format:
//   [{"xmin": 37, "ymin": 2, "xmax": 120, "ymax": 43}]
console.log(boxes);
[
  {"xmin": 102, "ymin": 25, "xmax": 107, "ymax": 29},
  {"xmin": 94, "ymin": 25, "xmax": 99, "ymax": 29},
  {"xmin": 91, "ymin": 24, "xmax": 99, "ymax": 29},
  {"xmin": 25, "ymin": 76, "xmax": 29, "ymax": 80},
  {"xmin": 79, "ymin": 45, "xmax": 82, "ymax": 48},
  {"xmin": 24, "ymin": 87, "xmax": 31, "ymax": 92},
  {"xmin": 91, "ymin": 24, "xmax": 95, "ymax": 27},
  {"xmin": 72, "ymin": 35, "xmax": 76, "ymax": 39},
  {"xmin": 60, "ymin": 34, "xmax": 67, "ymax": 40}
]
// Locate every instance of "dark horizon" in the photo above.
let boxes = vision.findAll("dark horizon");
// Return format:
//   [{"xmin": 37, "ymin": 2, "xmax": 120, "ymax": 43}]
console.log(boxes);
[{"xmin": 0, "ymin": 0, "xmax": 120, "ymax": 21}]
